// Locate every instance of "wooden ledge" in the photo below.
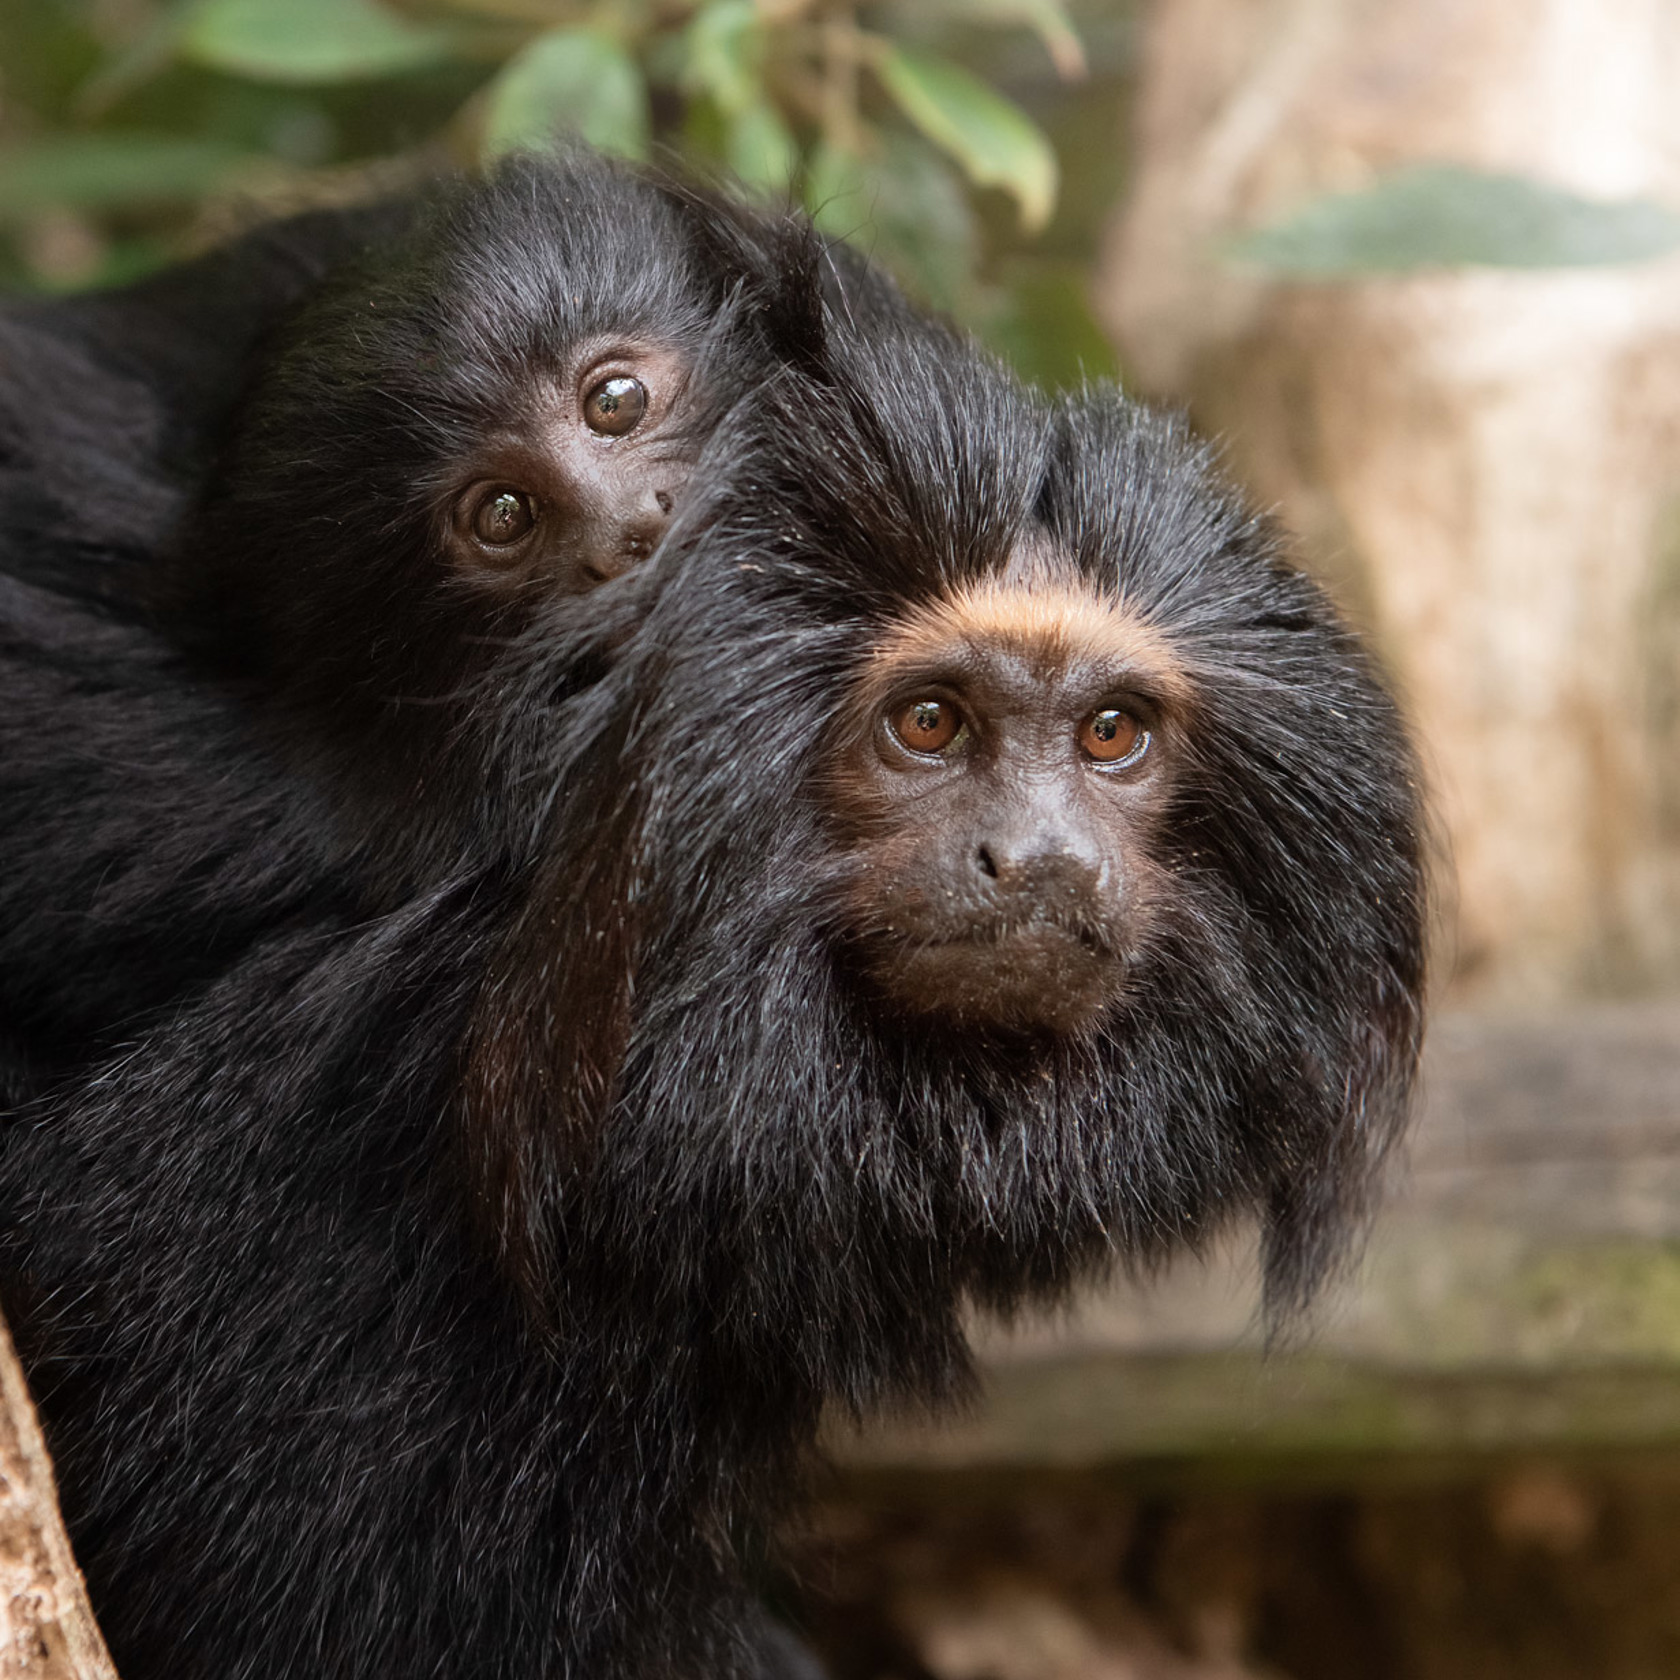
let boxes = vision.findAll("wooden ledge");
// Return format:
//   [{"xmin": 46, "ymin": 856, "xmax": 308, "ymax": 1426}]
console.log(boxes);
[{"xmin": 837, "ymin": 1001, "xmax": 1680, "ymax": 1471}]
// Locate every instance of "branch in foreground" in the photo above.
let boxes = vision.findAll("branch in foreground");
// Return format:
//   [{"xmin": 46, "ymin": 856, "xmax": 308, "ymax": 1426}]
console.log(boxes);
[{"xmin": 0, "ymin": 1306, "xmax": 116, "ymax": 1680}]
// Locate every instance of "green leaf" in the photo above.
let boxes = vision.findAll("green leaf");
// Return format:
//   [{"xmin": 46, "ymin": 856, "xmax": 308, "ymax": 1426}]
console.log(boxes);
[
  {"xmin": 932, "ymin": 0, "xmax": 1086, "ymax": 78},
  {"xmin": 726, "ymin": 100, "xmax": 798, "ymax": 196},
  {"xmin": 180, "ymin": 0, "xmax": 452, "ymax": 84},
  {"xmin": 873, "ymin": 43, "xmax": 1057, "ymax": 232},
  {"xmin": 481, "ymin": 27, "xmax": 649, "ymax": 162},
  {"xmin": 975, "ymin": 259, "xmax": 1118, "ymax": 390},
  {"xmin": 1231, "ymin": 164, "xmax": 1680, "ymax": 275},
  {"xmin": 678, "ymin": 93, "xmax": 730, "ymax": 168},
  {"xmin": 77, "ymin": 5, "xmax": 196, "ymax": 115},
  {"xmin": 804, "ymin": 140, "xmax": 873, "ymax": 237},
  {"xmin": 681, "ymin": 0, "xmax": 761, "ymax": 116},
  {"xmin": 0, "ymin": 134, "xmax": 261, "ymax": 222},
  {"xmin": 1001, "ymin": 0, "xmax": 1086, "ymax": 77},
  {"xmin": 806, "ymin": 134, "xmax": 978, "ymax": 314}
]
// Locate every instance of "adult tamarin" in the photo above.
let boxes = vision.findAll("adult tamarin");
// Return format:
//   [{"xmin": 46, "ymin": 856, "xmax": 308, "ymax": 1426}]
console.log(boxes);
[{"xmin": 0, "ymin": 151, "xmax": 1425, "ymax": 1679}]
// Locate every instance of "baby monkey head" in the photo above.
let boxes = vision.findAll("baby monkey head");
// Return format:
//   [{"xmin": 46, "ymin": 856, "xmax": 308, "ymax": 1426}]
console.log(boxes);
[
  {"xmin": 829, "ymin": 564, "xmax": 1189, "ymax": 1035},
  {"xmin": 439, "ymin": 336, "xmax": 696, "ymax": 596}
]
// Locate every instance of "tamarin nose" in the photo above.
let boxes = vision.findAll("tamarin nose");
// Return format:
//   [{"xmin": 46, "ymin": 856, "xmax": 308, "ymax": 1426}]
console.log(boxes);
[{"xmin": 974, "ymin": 834, "xmax": 1104, "ymax": 907}]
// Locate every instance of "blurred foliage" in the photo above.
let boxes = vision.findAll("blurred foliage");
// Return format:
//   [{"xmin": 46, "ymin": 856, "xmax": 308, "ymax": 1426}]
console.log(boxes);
[
  {"xmin": 0, "ymin": 0, "xmax": 1139, "ymax": 389},
  {"xmin": 1234, "ymin": 164, "xmax": 1680, "ymax": 276}
]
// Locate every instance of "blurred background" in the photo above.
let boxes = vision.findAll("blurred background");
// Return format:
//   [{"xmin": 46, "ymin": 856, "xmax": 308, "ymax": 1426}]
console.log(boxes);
[{"xmin": 11, "ymin": 1, "xmax": 1680, "ymax": 1674}]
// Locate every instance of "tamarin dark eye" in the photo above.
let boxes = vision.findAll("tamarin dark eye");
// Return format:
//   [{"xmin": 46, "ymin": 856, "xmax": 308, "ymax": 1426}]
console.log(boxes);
[
  {"xmin": 585, "ymin": 375, "xmax": 648, "ymax": 436},
  {"xmin": 1080, "ymin": 707, "xmax": 1147, "ymax": 765},
  {"xmin": 471, "ymin": 487, "xmax": 538, "ymax": 546},
  {"xmin": 890, "ymin": 699, "xmax": 961, "ymax": 755}
]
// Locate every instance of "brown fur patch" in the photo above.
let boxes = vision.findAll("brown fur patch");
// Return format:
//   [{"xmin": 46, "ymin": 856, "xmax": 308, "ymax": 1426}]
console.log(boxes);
[
  {"xmin": 865, "ymin": 556, "xmax": 1191, "ymax": 704},
  {"xmin": 823, "ymin": 551, "xmax": 1194, "ymax": 850}
]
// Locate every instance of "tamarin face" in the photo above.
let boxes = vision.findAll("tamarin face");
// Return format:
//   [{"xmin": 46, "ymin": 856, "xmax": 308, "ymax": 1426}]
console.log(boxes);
[
  {"xmin": 825, "ymin": 555, "xmax": 1191, "ymax": 1036},
  {"xmin": 438, "ymin": 337, "xmax": 697, "ymax": 596}
]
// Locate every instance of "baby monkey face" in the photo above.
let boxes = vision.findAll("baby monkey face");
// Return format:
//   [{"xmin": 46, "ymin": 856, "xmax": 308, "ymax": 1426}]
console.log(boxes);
[{"xmin": 442, "ymin": 338, "xmax": 695, "ymax": 595}]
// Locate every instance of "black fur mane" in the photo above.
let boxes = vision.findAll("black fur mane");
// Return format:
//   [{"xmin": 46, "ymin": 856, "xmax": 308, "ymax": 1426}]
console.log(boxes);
[{"xmin": 0, "ymin": 152, "xmax": 1424, "ymax": 1680}]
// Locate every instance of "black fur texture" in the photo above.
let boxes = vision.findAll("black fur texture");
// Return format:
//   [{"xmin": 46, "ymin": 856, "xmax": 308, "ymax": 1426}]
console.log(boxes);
[{"xmin": 0, "ymin": 151, "xmax": 1425, "ymax": 1679}]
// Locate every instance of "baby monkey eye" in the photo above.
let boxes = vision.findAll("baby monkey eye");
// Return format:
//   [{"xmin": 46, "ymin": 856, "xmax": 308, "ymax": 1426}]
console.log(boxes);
[
  {"xmin": 584, "ymin": 375, "xmax": 648, "ymax": 436},
  {"xmin": 889, "ymin": 699, "xmax": 961, "ymax": 755},
  {"xmin": 1080, "ymin": 707, "xmax": 1148, "ymax": 766},
  {"xmin": 471, "ymin": 487, "xmax": 538, "ymax": 546}
]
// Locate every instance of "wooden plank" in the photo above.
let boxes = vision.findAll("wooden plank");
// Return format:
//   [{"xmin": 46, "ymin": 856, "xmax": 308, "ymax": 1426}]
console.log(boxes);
[{"xmin": 837, "ymin": 1004, "xmax": 1680, "ymax": 1469}]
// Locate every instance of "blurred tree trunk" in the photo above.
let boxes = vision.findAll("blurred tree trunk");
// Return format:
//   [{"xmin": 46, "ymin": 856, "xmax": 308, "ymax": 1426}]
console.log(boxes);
[
  {"xmin": 0, "ymin": 1311, "xmax": 115, "ymax": 1679},
  {"xmin": 1099, "ymin": 0, "xmax": 1680, "ymax": 1001}
]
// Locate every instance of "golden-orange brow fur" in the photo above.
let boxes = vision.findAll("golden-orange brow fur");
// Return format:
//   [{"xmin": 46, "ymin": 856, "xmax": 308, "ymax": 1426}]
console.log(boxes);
[{"xmin": 864, "ymin": 555, "xmax": 1192, "ymax": 702}]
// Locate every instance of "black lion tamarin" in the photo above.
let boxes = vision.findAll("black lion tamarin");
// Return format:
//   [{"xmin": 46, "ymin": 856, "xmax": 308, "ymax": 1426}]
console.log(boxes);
[{"xmin": 0, "ymin": 150, "xmax": 1425, "ymax": 1679}]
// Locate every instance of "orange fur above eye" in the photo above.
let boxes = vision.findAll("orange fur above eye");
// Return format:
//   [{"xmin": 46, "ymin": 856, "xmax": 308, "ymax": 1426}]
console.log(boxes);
[{"xmin": 863, "ymin": 557, "xmax": 1193, "ymax": 704}]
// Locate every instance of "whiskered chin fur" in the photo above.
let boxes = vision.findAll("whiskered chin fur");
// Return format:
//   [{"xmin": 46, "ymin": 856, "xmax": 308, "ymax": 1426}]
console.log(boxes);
[{"xmin": 862, "ymin": 917, "xmax": 1129, "ymax": 1035}]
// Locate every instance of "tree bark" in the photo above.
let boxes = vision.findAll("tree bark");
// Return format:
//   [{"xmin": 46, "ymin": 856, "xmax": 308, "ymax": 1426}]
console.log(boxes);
[
  {"xmin": 1098, "ymin": 0, "xmax": 1680, "ymax": 1002},
  {"xmin": 0, "ymin": 1309, "xmax": 116, "ymax": 1680}
]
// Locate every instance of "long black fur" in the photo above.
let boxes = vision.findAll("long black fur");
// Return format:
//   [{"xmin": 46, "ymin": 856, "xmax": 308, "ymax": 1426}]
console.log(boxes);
[
  {"xmin": 0, "ymin": 201, "xmax": 418, "ymax": 612},
  {"xmin": 0, "ymin": 151, "xmax": 1425, "ymax": 1679}
]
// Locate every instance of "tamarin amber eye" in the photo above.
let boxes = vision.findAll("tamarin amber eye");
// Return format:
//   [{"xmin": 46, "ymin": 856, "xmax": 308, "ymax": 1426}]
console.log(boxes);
[
  {"xmin": 585, "ymin": 375, "xmax": 648, "ymax": 436},
  {"xmin": 471, "ymin": 488, "xmax": 538, "ymax": 546},
  {"xmin": 890, "ymin": 699, "xmax": 961, "ymax": 755},
  {"xmin": 1080, "ymin": 708, "xmax": 1146, "ymax": 765}
]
